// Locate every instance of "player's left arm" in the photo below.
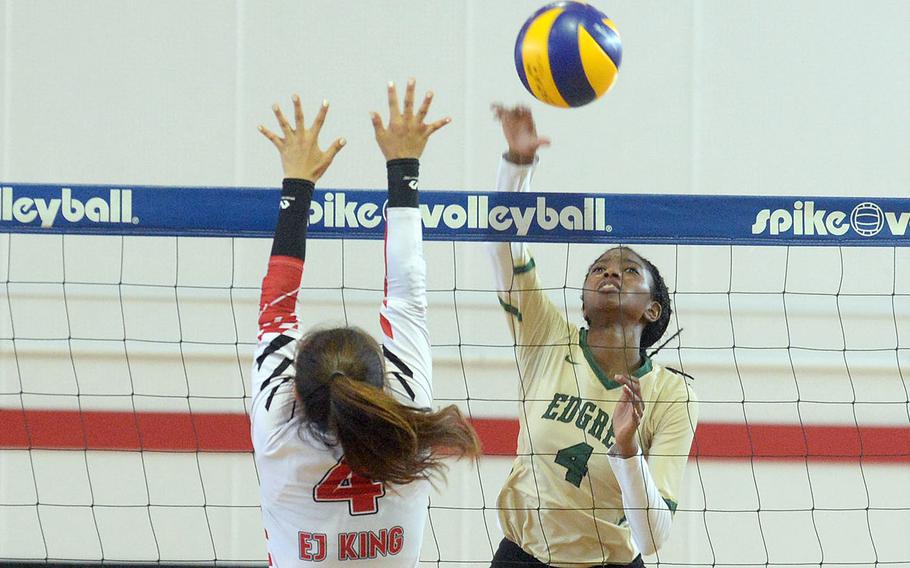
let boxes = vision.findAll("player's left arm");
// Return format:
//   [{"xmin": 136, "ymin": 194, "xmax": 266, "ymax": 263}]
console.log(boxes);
[
  {"xmin": 370, "ymin": 79, "xmax": 450, "ymax": 409},
  {"xmin": 252, "ymin": 96, "xmax": 345, "ymax": 442},
  {"xmin": 608, "ymin": 375, "xmax": 699, "ymax": 555}
]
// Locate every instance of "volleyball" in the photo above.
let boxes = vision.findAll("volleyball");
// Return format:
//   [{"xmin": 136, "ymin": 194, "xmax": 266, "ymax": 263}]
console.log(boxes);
[{"xmin": 515, "ymin": 1, "xmax": 622, "ymax": 108}]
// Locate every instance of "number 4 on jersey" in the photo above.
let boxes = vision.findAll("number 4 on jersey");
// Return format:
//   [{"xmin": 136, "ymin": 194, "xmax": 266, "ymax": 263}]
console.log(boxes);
[
  {"xmin": 555, "ymin": 442, "xmax": 594, "ymax": 488},
  {"xmin": 314, "ymin": 459, "xmax": 385, "ymax": 515}
]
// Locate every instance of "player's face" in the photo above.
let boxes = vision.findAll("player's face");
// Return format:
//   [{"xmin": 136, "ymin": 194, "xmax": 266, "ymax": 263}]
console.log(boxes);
[{"xmin": 582, "ymin": 247, "xmax": 659, "ymax": 327}]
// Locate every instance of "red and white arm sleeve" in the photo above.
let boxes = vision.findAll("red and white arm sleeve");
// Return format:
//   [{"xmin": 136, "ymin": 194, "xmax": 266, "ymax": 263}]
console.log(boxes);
[
  {"xmin": 250, "ymin": 179, "xmax": 312, "ymax": 441},
  {"xmin": 257, "ymin": 256, "xmax": 303, "ymax": 340}
]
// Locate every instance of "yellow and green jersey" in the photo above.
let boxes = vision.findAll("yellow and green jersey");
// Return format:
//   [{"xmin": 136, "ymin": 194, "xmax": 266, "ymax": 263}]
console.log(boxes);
[{"xmin": 492, "ymin": 245, "xmax": 698, "ymax": 566}]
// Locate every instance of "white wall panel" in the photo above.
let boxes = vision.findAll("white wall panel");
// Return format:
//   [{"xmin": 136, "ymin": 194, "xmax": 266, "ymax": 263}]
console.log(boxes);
[
  {"xmin": 238, "ymin": 1, "xmax": 469, "ymax": 192},
  {"xmin": 4, "ymin": 1, "xmax": 238, "ymax": 185},
  {"xmin": 0, "ymin": 1, "xmax": 9, "ymax": 178},
  {"xmin": 696, "ymin": 0, "xmax": 910, "ymax": 197}
]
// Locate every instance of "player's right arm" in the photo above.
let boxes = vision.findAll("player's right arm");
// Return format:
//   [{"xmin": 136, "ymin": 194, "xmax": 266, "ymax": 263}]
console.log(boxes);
[
  {"xmin": 487, "ymin": 105, "xmax": 567, "ymax": 352},
  {"xmin": 371, "ymin": 79, "xmax": 451, "ymax": 410},
  {"xmin": 607, "ymin": 374, "xmax": 698, "ymax": 555},
  {"xmin": 251, "ymin": 96, "xmax": 345, "ymax": 447}
]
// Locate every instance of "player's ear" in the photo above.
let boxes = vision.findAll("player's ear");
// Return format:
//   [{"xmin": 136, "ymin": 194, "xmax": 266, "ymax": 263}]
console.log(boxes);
[{"xmin": 643, "ymin": 300, "xmax": 661, "ymax": 323}]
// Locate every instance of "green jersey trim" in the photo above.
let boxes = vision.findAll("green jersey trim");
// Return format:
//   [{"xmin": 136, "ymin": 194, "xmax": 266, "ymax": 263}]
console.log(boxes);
[
  {"xmin": 579, "ymin": 328, "xmax": 652, "ymax": 390},
  {"xmin": 498, "ymin": 297, "xmax": 523, "ymax": 322},
  {"xmin": 618, "ymin": 499, "xmax": 677, "ymax": 528},
  {"xmin": 633, "ymin": 356, "xmax": 653, "ymax": 378},
  {"xmin": 513, "ymin": 257, "xmax": 536, "ymax": 274}
]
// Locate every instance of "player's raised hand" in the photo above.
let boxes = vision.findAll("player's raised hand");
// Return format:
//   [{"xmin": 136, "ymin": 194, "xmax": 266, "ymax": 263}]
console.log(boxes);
[
  {"xmin": 491, "ymin": 103, "xmax": 550, "ymax": 165},
  {"xmin": 259, "ymin": 95, "xmax": 346, "ymax": 182},
  {"xmin": 611, "ymin": 374, "xmax": 644, "ymax": 458},
  {"xmin": 371, "ymin": 79, "xmax": 451, "ymax": 161}
]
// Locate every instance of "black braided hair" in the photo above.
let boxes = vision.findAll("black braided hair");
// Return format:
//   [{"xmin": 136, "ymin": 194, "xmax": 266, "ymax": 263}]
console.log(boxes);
[
  {"xmin": 648, "ymin": 328, "xmax": 695, "ymax": 380},
  {"xmin": 583, "ymin": 246, "xmax": 672, "ymax": 361}
]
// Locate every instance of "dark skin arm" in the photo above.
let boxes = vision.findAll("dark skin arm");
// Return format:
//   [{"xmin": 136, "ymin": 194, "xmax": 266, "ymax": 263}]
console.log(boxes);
[{"xmin": 491, "ymin": 103, "xmax": 550, "ymax": 165}]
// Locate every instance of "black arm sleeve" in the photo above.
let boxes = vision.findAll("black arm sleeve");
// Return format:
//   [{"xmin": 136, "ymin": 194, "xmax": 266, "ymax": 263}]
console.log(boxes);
[
  {"xmin": 269, "ymin": 178, "xmax": 314, "ymax": 260},
  {"xmin": 386, "ymin": 158, "xmax": 420, "ymax": 208}
]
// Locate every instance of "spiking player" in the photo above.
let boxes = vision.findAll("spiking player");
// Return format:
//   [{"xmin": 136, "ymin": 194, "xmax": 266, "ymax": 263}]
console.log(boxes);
[
  {"xmin": 487, "ymin": 104, "xmax": 699, "ymax": 568},
  {"xmin": 252, "ymin": 80, "xmax": 480, "ymax": 567}
]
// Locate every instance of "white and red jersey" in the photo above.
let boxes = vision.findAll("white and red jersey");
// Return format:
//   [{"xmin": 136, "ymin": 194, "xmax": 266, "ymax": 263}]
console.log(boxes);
[{"xmin": 250, "ymin": 207, "xmax": 432, "ymax": 567}]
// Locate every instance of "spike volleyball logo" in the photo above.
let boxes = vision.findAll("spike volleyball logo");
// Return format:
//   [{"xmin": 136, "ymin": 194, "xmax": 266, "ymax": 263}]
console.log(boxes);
[
  {"xmin": 850, "ymin": 202, "xmax": 884, "ymax": 236},
  {"xmin": 751, "ymin": 201, "xmax": 908, "ymax": 238},
  {"xmin": 515, "ymin": 1, "xmax": 622, "ymax": 108}
]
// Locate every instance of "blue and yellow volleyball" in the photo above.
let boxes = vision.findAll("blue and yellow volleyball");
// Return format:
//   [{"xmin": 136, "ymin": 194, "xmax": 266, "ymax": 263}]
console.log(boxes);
[{"xmin": 515, "ymin": 1, "xmax": 622, "ymax": 108}]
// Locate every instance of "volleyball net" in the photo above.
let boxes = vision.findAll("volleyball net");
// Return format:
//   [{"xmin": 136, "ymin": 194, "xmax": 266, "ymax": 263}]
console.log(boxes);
[{"xmin": 1, "ymin": 183, "xmax": 909, "ymax": 566}]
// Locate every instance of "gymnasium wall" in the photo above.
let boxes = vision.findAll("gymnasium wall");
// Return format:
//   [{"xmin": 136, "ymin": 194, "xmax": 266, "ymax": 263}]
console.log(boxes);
[{"xmin": 1, "ymin": 1, "xmax": 909, "ymax": 565}]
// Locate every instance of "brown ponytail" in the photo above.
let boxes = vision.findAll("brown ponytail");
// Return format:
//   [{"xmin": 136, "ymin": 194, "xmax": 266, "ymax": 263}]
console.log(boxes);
[{"xmin": 294, "ymin": 327, "xmax": 480, "ymax": 485}]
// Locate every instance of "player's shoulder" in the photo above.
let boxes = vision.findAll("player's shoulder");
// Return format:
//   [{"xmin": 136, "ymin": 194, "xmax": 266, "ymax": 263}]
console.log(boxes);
[
  {"xmin": 254, "ymin": 327, "xmax": 304, "ymax": 368},
  {"xmin": 645, "ymin": 361, "xmax": 697, "ymax": 401}
]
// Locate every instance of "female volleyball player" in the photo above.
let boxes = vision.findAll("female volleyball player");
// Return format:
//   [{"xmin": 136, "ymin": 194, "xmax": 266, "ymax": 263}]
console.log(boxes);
[
  {"xmin": 487, "ymin": 104, "xmax": 699, "ymax": 568},
  {"xmin": 251, "ymin": 80, "xmax": 479, "ymax": 567}
]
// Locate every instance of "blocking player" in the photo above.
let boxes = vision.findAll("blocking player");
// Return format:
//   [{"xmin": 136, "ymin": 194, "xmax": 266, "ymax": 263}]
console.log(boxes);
[
  {"xmin": 487, "ymin": 105, "xmax": 699, "ymax": 567},
  {"xmin": 252, "ymin": 80, "xmax": 480, "ymax": 567}
]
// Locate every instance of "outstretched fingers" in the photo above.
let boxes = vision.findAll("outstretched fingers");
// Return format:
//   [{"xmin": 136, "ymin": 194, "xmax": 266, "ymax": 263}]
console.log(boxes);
[
  {"xmin": 324, "ymin": 137, "xmax": 347, "ymax": 165},
  {"xmin": 403, "ymin": 78, "xmax": 416, "ymax": 117},
  {"xmin": 373, "ymin": 79, "xmax": 448, "ymax": 160},
  {"xmin": 261, "ymin": 95, "xmax": 346, "ymax": 182},
  {"xmin": 258, "ymin": 124, "xmax": 283, "ymax": 148},
  {"xmin": 370, "ymin": 111, "xmax": 385, "ymax": 136},
  {"xmin": 490, "ymin": 102, "xmax": 508, "ymax": 121},
  {"xmin": 272, "ymin": 104, "xmax": 292, "ymax": 136},
  {"xmin": 310, "ymin": 137, "xmax": 347, "ymax": 180},
  {"xmin": 491, "ymin": 103, "xmax": 530, "ymax": 122},
  {"xmin": 292, "ymin": 94, "xmax": 304, "ymax": 130},
  {"xmin": 325, "ymin": 138, "xmax": 348, "ymax": 156},
  {"xmin": 415, "ymin": 91, "xmax": 434, "ymax": 123},
  {"xmin": 387, "ymin": 81, "xmax": 401, "ymax": 120},
  {"xmin": 311, "ymin": 99, "xmax": 329, "ymax": 136},
  {"xmin": 425, "ymin": 116, "xmax": 452, "ymax": 138},
  {"xmin": 413, "ymin": 86, "xmax": 448, "ymax": 134}
]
